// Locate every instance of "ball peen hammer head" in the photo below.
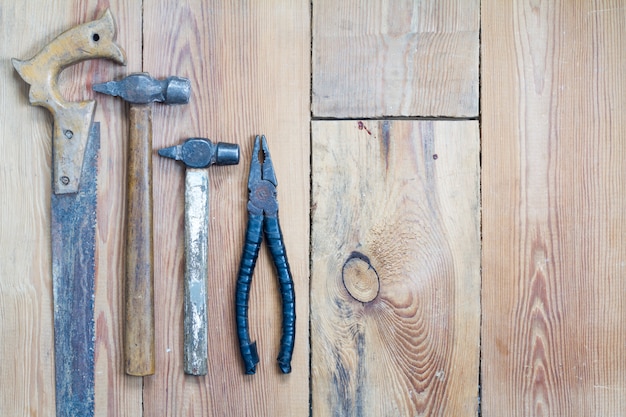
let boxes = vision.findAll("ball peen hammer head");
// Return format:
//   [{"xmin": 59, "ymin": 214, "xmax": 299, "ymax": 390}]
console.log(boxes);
[
  {"xmin": 93, "ymin": 72, "xmax": 190, "ymax": 105},
  {"xmin": 159, "ymin": 138, "xmax": 240, "ymax": 169}
]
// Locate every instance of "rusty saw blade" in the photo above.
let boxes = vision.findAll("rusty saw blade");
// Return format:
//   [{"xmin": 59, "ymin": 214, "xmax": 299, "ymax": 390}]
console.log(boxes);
[
  {"xmin": 50, "ymin": 123, "xmax": 99, "ymax": 417},
  {"xmin": 12, "ymin": 9, "xmax": 126, "ymax": 417}
]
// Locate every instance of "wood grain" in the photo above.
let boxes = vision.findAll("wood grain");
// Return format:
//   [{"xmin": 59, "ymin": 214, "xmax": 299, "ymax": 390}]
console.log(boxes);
[
  {"xmin": 311, "ymin": 120, "xmax": 480, "ymax": 416},
  {"xmin": 481, "ymin": 1, "xmax": 626, "ymax": 415},
  {"xmin": 2, "ymin": 1, "xmax": 143, "ymax": 416},
  {"xmin": 124, "ymin": 104, "xmax": 155, "ymax": 376},
  {"xmin": 312, "ymin": 0, "xmax": 479, "ymax": 118},
  {"xmin": 143, "ymin": 1, "xmax": 310, "ymax": 416}
]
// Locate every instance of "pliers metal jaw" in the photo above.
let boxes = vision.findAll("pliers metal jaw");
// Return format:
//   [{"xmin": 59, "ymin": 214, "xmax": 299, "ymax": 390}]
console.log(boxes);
[{"xmin": 236, "ymin": 135, "xmax": 296, "ymax": 374}]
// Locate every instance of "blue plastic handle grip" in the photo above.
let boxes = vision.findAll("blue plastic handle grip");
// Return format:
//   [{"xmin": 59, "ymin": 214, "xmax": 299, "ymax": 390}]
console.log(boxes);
[{"xmin": 235, "ymin": 213, "xmax": 296, "ymax": 374}]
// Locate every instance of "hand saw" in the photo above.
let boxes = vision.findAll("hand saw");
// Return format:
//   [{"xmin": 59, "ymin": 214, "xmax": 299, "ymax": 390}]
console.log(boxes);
[{"xmin": 12, "ymin": 10, "xmax": 126, "ymax": 417}]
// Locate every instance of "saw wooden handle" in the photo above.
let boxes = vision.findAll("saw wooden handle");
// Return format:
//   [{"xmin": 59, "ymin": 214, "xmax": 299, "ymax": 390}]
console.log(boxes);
[
  {"xmin": 11, "ymin": 9, "xmax": 126, "ymax": 194},
  {"xmin": 125, "ymin": 104, "xmax": 155, "ymax": 376}
]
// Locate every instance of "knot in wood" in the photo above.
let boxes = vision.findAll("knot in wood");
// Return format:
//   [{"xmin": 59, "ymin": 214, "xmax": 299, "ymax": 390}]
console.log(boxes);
[{"xmin": 342, "ymin": 252, "xmax": 380, "ymax": 303}]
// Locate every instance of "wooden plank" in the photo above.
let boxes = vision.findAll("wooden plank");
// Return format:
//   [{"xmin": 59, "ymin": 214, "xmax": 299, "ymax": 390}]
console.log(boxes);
[
  {"xmin": 1, "ymin": 1, "xmax": 143, "ymax": 416},
  {"xmin": 143, "ymin": 1, "xmax": 310, "ymax": 416},
  {"xmin": 312, "ymin": 0, "xmax": 479, "ymax": 118},
  {"xmin": 311, "ymin": 120, "xmax": 480, "ymax": 416},
  {"xmin": 481, "ymin": 1, "xmax": 626, "ymax": 415}
]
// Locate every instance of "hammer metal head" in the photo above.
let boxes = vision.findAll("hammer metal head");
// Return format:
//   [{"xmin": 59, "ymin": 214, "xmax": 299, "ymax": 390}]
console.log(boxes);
[
  {"xmin": 159, "ymin": 138, "xmax": 240, "ymax": 169},
  {"xmin": 93, "ymin": 73, "xmax": 190, "ymax": 105}
]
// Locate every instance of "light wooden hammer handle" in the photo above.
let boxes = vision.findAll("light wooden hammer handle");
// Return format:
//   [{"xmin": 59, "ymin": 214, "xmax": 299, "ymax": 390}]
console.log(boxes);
[
  {"xmin": 183, "ymin": 169, "xmax": 210, "ymax": 375},
  {"xmin": 125, "ymin": 104, "xmax": 155, "ymax": 376}
]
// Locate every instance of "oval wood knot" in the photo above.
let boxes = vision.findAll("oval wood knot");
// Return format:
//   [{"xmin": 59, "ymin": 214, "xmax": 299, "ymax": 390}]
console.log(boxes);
[{"xmin": 342, "ymin": 251, "xmax": 380, "ymax": 303}]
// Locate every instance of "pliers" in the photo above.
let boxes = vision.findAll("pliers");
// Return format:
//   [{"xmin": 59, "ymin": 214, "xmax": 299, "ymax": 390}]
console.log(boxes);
[{"xmin": 235, "ymin": 135, "xmax": 296, "ymax": 374}]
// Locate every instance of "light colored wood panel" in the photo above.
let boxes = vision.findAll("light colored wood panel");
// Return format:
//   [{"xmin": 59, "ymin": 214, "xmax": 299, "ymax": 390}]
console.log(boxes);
[
  {"xmin": 312, "ymin": 0, "xmax": 479, "ymax": 118},
  {"xmin": 143, "ymin": 1, "xmax": 310, "ymax": 416},
  {"xmin": 482, "ymin": 1, "xmax": 626, "ymax": 415},
  {"xmin": 1, "ymin": 2, "xmax": 143, "ymax": 416},
  {"xmin": 311, "ymin": 120, "xmax": 480, "ymax": 416}
]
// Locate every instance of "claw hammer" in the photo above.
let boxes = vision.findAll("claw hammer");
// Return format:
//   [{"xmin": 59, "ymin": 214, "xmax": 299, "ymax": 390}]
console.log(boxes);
[{"xmin": 94, "ymin": 73, "xmax": 191, "ymax": 375}]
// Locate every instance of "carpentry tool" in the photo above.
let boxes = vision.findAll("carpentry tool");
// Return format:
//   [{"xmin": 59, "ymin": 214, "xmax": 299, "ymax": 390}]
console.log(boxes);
[
  {"xmin": 12, "ymin": 10, "xmax": 126, "ymax": 417},
  {"xmin": 236, "ymin": 135, "xmax": 296, "ymax": 374},
  {"xmin": 158, "ymin": 138, "xmax": 240, "ymax": 375},
  {"xmin": 93, "ymin": 73, "xmax": 191, "ymax": 376}
]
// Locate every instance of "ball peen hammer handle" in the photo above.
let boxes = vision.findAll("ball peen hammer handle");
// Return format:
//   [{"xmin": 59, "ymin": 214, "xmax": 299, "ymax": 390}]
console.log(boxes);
[{"xmin": 125, "ymin": 104, "xmax": 155, "ymax": 376}]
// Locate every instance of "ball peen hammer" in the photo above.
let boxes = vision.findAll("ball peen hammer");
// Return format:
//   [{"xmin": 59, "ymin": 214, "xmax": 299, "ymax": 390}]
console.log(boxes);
[
  {"xmin": 159, "ymin": 138, "xmax": 239, "ymax": 375},
  {"xmin": 93, "ymin": 73, "xmax": 191, "ymax": 376}
]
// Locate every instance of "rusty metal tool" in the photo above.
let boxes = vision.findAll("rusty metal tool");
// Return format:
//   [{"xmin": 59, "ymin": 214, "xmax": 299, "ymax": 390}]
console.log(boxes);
[
  {"xmin": 12, "ymin": 9, "xmax": 126, "ymax": 417},
  {"xmin": 236, "ymin": 135, "xmax": 296, "ymax": 374},
  {"xmin": 159, "ymin": 138, "xmax": 239, "ymax": 375},
  {"xmin": 93, "ymin": 73, "xmax": 190, "ymax": 376}
]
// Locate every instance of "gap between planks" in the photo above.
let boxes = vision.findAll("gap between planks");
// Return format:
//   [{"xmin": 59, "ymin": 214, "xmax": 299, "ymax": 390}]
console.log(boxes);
[{"xmin": 311, "ymin": 116, "xmax": 479, "ymax": 122}]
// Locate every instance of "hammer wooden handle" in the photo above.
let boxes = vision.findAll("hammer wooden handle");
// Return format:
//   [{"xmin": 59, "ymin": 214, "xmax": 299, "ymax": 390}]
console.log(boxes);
[
  {"xmin": 125, "ymin": 104, "xmax": 155, "ymax": 376},
  {"xmin": 183, "ymin": 169, "xmax": 210, "ymax": 375}
]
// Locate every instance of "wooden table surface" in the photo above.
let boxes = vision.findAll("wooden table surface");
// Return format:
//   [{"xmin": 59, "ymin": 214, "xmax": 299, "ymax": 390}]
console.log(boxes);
[{"xmin": 1, "ymin": 1, "xmax": 624, "ymax": 416}]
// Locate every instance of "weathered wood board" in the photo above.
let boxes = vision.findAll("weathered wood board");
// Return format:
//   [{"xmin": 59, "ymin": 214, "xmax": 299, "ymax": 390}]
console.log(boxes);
[
  {"xmin": 311, "ymin": 120, "xmax": 481, "ymax": 416},
  {"xmin": 1, "ymin": 1, "xmax": 143, "ymax": 416},
  {"xmin": 142, "ymin": 1, "xmax": 311, "ymax": 416},
  {"xmin": 481, "ymin": 1, "xmax": 626, "ymax": 415},
  {"xmin": 312, "ymin": 0, "xmax": 480, "ymax": 118}
]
